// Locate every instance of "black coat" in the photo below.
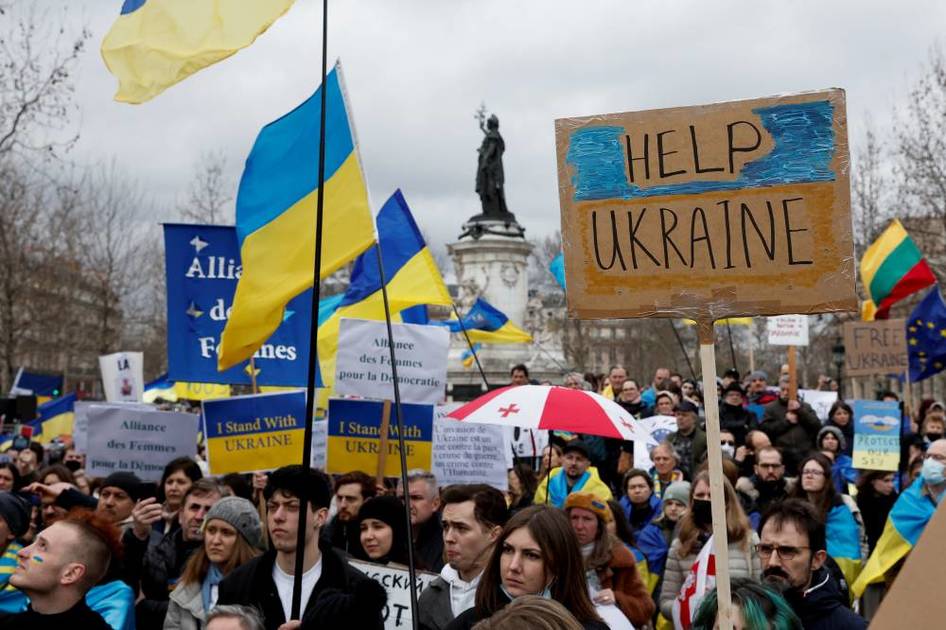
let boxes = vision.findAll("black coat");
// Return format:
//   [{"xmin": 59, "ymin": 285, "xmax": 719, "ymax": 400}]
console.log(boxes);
[
  {"xmin": 323, "ymin": 515, "xmax": 368, "ymax": 560},
  {"xmin": 0, "ymin": 601, "xmax": 111, "ymax": 630},
  {"xmin": 216, "ymin": 539, "xmax": 383, "ymax": 630},
  {"xmin": 856, "ymin": 489, "xmax": 898, "ymax": 553},
  {"xmin": 414, "ymin": 513, "xmax": 445, "ymax": 572},
  {"xmin": 719, "ymin": 402, "xmax": 756, "ymax": 446},
  {"xmin": 444, "ymin": 585, "xmax": 608, "ymax": 630},
  {"xmin": 787, "ymin": 567, "xmax": 867, "ymax": 630}
]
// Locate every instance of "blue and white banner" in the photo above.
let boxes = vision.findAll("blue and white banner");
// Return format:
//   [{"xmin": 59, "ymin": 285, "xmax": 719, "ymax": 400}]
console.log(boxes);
[{"xmin": 164, "ymin": 224, "xmax": 318, "ymax": 386}]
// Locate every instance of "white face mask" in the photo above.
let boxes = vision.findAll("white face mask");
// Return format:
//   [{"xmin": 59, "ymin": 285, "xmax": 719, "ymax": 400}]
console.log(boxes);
[{"xmin": 721, "ymin": 444, "xmax": 735, "ymax": 458}]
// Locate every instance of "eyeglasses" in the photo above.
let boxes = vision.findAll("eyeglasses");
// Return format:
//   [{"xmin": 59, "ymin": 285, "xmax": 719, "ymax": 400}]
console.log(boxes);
[
  {"xmin": 756, "ymin": 544, "xmax": 809, "ymax": 560},
  {"xmin": 801, "ymin": 469, "xmax": 826, "ymax": 477}
]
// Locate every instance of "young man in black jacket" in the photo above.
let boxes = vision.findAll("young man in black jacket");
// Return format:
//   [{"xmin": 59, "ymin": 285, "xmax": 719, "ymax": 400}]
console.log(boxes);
[{"xmin": 217, "ymin": 465, "xmax": 385, "ymax": 629}]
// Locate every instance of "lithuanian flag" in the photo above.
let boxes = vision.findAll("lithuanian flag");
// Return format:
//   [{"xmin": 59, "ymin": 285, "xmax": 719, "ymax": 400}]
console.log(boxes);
[
  {"xmin": 851, "ymin": 477, "xmax": 937, "ymax": 598},
  {"xmin": 860, "ymin": 219, "xmax": 936, "ymax": 320}
]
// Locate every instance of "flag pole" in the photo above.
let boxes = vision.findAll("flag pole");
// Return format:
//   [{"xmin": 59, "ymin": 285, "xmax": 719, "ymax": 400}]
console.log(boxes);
[
  {"xmin": 375, "ymin": 248, "xmax": 421, "ymax": 630},
  {"xmin": 669, "ymin": 320, "xmax": 697, "ymax": 380},
  {"xmin": 698, "ymin": 320, "xmax": 734, "ymax": 630},
  {"xmin": 291, "ymin": 0, "xmax": 329, "ymax": 618},
  {"xmin": 452, "ymin": 303, "xmax": 491, "ymax": 389}
]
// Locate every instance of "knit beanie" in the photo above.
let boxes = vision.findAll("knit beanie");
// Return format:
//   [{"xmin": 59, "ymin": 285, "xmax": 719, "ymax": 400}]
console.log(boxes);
[
  {"xmin": 0, "ymin": 492, "xmax": 30, "ymax": 538},
  {"xmin": 358, "ymin": 495, "xmax": 409, "ymax": 553},
  {"xmin": 564, "ymin": 492, "xmax": 613, "ymax": 523},
  {"xmin": 204, "ymin": 496, "xmax": 263, "ymax": 548},
  {"xmin": 101, "ymin": 471, "xmax": 142, "ymax": 500},
  {"xmin": 817, "ymin": 425, "xmax": 847, "ymax": 452},
  {"xmin": 663, "ymin": 481, "xmax": 692, "ymax": 506}
]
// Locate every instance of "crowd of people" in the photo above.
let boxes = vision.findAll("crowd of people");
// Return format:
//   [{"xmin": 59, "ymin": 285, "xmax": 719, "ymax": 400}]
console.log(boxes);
[{"xmin": 0, "ymin": 361, "xmax": 940, "ymax": 629}]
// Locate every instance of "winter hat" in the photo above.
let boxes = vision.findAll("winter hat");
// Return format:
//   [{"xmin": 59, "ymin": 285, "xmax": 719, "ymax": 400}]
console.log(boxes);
[
  {"xmin": 562, "ymin": 440, "xmax": 591, "ymax": 460},
  {"xmin": 723, "ymin": 382, "xmax": 746, "ymax": 397},
  {"xmin": 663, "ymin": 481, "xmax": 692, "ymax": 506},
  {"xmin": 748, "ymin": 370, "xmax": 768, "ymax": 382},
  {"xmin": 204, "ymin": 496, "xmax": 262, "ymax": 548},
  {"xmin": 101, "ymin": 472, "xmax": 143, "ymax": 500},
  {"xmin": 0, "ymin": 492, "xmax": 30, "ymax": 538},
  {"xmin": 358, "ymin": 496, "xmax": 410, "ymax": 563},
  {"xmin": 817, "ymin": 425, "xmax": 847, "ymax": 452},
  {"xmin": 564, "ymin": 492, "xmax": 613, "ymax": 523}
]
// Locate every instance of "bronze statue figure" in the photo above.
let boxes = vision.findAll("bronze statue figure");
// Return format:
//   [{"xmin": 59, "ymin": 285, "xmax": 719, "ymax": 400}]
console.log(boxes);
[{"xmin": 476, "ymin": 113, "xmax": 510, "ymax": 218}]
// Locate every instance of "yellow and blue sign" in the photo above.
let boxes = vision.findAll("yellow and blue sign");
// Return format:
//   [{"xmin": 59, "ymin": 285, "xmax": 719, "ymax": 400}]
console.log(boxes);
[
  {"xmin": 852, "ymin": 399, "xmax": 901, "ymax": 472},
  {"xmin": 326, "ymin": 399, "xmax": 433, "ymax": 477},
  {"xmin": 203, "ymin": 390, "xmax": 306, "ymax": 474}
]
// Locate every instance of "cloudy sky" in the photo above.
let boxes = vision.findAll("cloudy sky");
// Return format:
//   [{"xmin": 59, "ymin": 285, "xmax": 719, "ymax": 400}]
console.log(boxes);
[{"xmin": 36, "ymin": 0, "xmax": 946, "ymax": 255}]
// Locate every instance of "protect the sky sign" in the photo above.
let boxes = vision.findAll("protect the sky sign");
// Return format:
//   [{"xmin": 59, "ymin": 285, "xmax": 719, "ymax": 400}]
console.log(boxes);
[
  {"xmin": 164, "ymin": 224, "xmax": 317, "ymax": 386},
  {"xmin": 852, "ymin": 399, "xmax": 900, "ymax": 472}
]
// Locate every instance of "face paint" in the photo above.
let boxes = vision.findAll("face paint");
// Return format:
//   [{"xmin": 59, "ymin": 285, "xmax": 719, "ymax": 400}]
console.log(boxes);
[{"xmin": 31, "ymin": 555, "xmax": 43, "ymax": 564}]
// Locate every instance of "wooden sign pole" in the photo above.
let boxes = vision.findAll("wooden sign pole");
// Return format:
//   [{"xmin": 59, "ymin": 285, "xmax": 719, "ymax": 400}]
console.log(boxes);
[
  {"xmin": 249, "ymin": 358, "xmax": 259, "ymax": 394},
  {"xmin": 376, "ymin": 399, "xmax": 392, "ymax": 488},
  {"xmin": 903, "ymin": 369, "xmax": 915, "ymax": 433},
  {"xmin": 787, "ymin": 345, "xmax": 798, "ymax": 400},
  {"xmin": 698, "ymin": 321, "xmax": 734, "ymax": 630}
]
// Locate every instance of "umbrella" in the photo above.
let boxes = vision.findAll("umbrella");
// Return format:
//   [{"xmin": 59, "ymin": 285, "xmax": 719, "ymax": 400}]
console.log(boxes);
[{"xmin": 447, "ymin": 384, "xmax": 636, "ymax": 440}]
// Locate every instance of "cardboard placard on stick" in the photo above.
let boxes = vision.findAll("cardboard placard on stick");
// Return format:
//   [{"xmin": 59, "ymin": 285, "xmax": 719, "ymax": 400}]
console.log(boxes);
[
  {"xmin": 555, "ymin": 89, "xmax": 855, "ymax": 321},
  {"xmin": 842, "ymin": 318, "xmax": 908, "ymax": 377}
]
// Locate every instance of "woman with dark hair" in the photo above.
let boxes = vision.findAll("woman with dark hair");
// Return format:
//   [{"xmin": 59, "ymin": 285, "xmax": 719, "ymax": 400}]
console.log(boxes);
[
  {"xmin": 154, "ymin": 456, "xmax": 203, "ymax": 545},
  {"xmin": 816, "ymin": 426, "xmax": 857, "ymax": 494},
  {"xmin": 658, "ymin": 472, "xmax": 760, "ymax": 620},
  {"xmin": 38, "ymin": 463, "xmax": 75, "ymax": 486},
  {"xmin": 564, "ymin": 493, "xmax": 654, "ymax": 627},
  {"xmin": 446, "ymin": 505, "xmax": 607, "ymax": 630},
  {"xmin": 506, "ymin": 463, "xmax": 537, "ymax": 513},
  {"xmin": 788, "ymin": 453, "xmax": 867, "ymax": 586},
  {"xmin": 0, "ymin": 463, "xmax": 20, "ymax": 492},
  {"xmin": 856, "ymin": 470, "xmax": 898, "ymax": 553},
  {"xmin": 358, "ymin": 495, "xmax": 415, "ymax": 567},
  {"xmin": 618, "ymin": 469, "xmax": 661, "ymax": 541},
  {"xmin": 165, "ymin": 496, "xmax": 262, "ymax": 629},
  {"xmin": 826, "ymin": 401, "xmax": 855, "ymax": 457}
]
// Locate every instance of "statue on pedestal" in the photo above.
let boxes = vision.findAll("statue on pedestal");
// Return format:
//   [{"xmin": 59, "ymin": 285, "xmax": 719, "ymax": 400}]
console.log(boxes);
[{"xmin": 461, "ymin": 105, "xmax": 524, "ymax": 239}]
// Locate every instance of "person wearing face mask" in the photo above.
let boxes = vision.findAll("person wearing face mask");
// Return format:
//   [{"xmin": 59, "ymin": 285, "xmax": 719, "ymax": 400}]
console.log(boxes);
[
  {"xmin": 759, "ymin": 500, "xmax": 865, "ymax": 630},
  {"xmin": 637, "ymin": 481, "xmax": 689, "ymax": 593},
  {"xmin": 719, "ymin": 382, "xmax": 755, "ymax": 447},
  {"xmin": 851, "ymin": 439, "xmax": 946, "ymax": 601},
  {"xmin": 920, "ymin": 412, "xmax": 945, "ymax": 444},
  {"xmin": 816, "ymin": 426, "xmax": 857, "ymax": 494},
  {"xmin": 657, "ymin": 472, "xmax": 760, "ymax": 620},
  {"xmin": 445, "ymin": 505, "xmax": 607, "ymax": 630}
]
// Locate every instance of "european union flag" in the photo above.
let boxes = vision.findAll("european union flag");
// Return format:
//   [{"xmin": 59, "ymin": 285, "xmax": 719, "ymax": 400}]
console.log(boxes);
[{"xmin": 907, "ymin": 287, "xmax": 946, "ymax": 381}]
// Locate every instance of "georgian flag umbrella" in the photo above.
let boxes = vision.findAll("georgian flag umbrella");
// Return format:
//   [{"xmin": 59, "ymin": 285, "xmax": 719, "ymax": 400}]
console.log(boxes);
[{"xmin": 446, "ymin": 384, "xmax": 637, "ymax": 440}]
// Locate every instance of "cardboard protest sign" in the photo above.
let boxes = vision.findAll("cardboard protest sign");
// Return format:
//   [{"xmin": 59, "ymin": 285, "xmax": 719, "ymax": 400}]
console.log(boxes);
[
  {"xmin": 163, "ymin": 224, "xmax": 315, "ymax": 386},
  {"xmin": 335, "ymin": 318, "xmax": 449, "ymax": 405},
  {"xmin": 631, "ymin": 415, "xmax": 679, "ymax": 470},
  {"xmin": 766, "ymin": 315, "xmax": 809, "ymax": 346},
  {"xmin": 73, "ymin": 401, "xmax": 151, "ymax": 453},
  {"xmin": 348, "ymin": 560, "xmax": 438, "ymax": 629},
  {"xmin": 433, "ymin": 405, "xmax": 509, "ymax": 491},
  {"xmin": 87, "ymin": 407, "xmax": 197, "ymax": 480},
  {"xmin": 843, "ymin": 318, "xmax": 908, "ymax": 376},
  {"xmin": 555, "ymin": 89, "xmax": 855, "ymax": 321},
  {"xmin": 99, "ymin": 352, "xmax": 144, "ymax": 403},
  {"xmin": 203, "ymin": 391, "xmax": 306, "ymax": 474},
  {"xmin": 852, "ymin": 400, "xmax": 900, "ymax": 471},
  {"xmin": 326, "ymin": 399, "xmax": 433, "ymax": 476},
  {"xmin": 798, "ymin": 389, "xmax": 837, "ymax": 422}
]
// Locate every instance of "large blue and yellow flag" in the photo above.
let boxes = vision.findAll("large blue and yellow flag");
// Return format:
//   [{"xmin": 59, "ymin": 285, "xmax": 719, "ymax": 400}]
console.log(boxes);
[
  {"xmin": 25, "ymin": 393, "xmax": 77, "ymax": 445},
  {"xmin": 219, "ymin": 63, "xmax": 375, "ymax": 370},
  {"xmin": 102, "ymin": 0, "xmax": 296, "ymax": 104},
  {"xmin": 440, "ymin": 298, "xmax": 532, "ymax": 344},
  {"xmin": 851, "ymin": 477, "xmax": 938, "ymax": 598},
  {"xmin": 826, "ymin": 503, "xmax": 863, "ymax": 590},
  {"xmin": 460, "ymin": 343, "xmax": 482, "ymax": 369},
  {"xmin": 907, "ymin": 287, "xmax": 946, "ymax": 382},
  {"xmin": 317, "ymin": 190, "xmax": 453, "ymax": 398}
]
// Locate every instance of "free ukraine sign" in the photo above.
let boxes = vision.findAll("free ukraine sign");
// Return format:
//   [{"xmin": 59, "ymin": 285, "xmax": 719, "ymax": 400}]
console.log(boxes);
[
  {"xmin": 852, "ymin": 399, "xmax": 900, "ymax": 472},
  {"xmin": 164, "ymin": 224, "xmax": 317, "ymax": 386},
  {"xmin": 326, "ymin": 399, "xmax": 433, "ymax": 477},
  {"xmin": 203, "ymin": 390, "xmax": 306, "ymax": 474}
]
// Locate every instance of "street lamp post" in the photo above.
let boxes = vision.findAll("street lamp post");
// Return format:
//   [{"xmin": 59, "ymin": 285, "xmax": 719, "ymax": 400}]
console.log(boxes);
[{"xmin": 832, "ymin": 336, "xmax": 845, "ymax": 398}]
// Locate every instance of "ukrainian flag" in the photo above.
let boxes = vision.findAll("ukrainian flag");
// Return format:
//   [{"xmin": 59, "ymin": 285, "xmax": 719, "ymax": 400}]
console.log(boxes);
[
  {"xmin": 550, "ymin": 253, "xmax": 566, "ymax": 290},
  {"xmin": 441, "ymin": 298, "xmax": 532, "ymax": 344},
  {"xmin": 27, "ymin": 393, "xmax": 77, "ymax": 445},
  {"xmin": 219, "ymin": 62, "xmax": 375, "ymax": 370},
  {"xmin": 102, "ymin": 0, "xmax": 296, "ymax": 104},
  {"xmin": 851, "ymin": 477, "xmax": 938, "ymax": 598},
  {"xmin": 317, "ymin": 190, "xmax": 453, "ymax": 399},
  {"xmin": 460, "ymin": 343, "xmax": 482, "ymax": 368},
  {"xmin": 826, "ymin": 503, "xmax": 863, "ymax": 590}
]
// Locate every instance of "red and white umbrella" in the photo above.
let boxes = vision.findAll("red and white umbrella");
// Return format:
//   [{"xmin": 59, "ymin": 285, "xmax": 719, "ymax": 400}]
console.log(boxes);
[{"xmin": 447, "ymin": 384, "xmax": 636, "ymax": 440}]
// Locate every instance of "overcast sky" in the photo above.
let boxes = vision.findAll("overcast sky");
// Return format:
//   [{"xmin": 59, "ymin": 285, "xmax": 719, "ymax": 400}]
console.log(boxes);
[{"xmin": 39, "ymin": 0, "xmax": 946, "ymax": 255}]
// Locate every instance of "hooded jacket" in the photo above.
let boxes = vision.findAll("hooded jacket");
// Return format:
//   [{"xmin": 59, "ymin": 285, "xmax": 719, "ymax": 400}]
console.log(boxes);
[
  {"xmin": 619, "ymin": 492, "xmax": 661, "ymax": 541},
  {"xmin": 785, "ymin": 566, "xmax": 867, "ymax": 630}
]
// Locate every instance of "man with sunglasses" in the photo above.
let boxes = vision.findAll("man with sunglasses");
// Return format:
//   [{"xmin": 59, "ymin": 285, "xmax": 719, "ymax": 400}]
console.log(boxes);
[{"xmin": 758, "ymin": 499, "xmax": 866, "ymax": 630}]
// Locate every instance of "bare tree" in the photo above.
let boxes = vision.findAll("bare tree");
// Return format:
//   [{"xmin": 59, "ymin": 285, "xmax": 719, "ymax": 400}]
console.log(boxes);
[
  {"xmin": 851, "ymin": 119, "xmax": 889, "ymax": 255},
  {"xmin": 178, "ymin": 151, "xmax": 234, "ymax": 225}
]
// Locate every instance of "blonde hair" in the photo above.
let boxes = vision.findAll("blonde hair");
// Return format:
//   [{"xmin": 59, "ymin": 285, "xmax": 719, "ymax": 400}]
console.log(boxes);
[{"xmin": 472, "ymin": 595, "xmax": 584, "ymax": 630}]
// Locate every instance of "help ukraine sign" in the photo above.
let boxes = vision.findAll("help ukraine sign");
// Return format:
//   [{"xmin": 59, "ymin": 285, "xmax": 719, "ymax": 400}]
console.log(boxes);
[
  {"xmin": 203, "ymin": 390, "xmax": 306, "ymax": 474},
  {"xmin": 326, "ymin": 399, "xmax": 433, "ymax": 476}
]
